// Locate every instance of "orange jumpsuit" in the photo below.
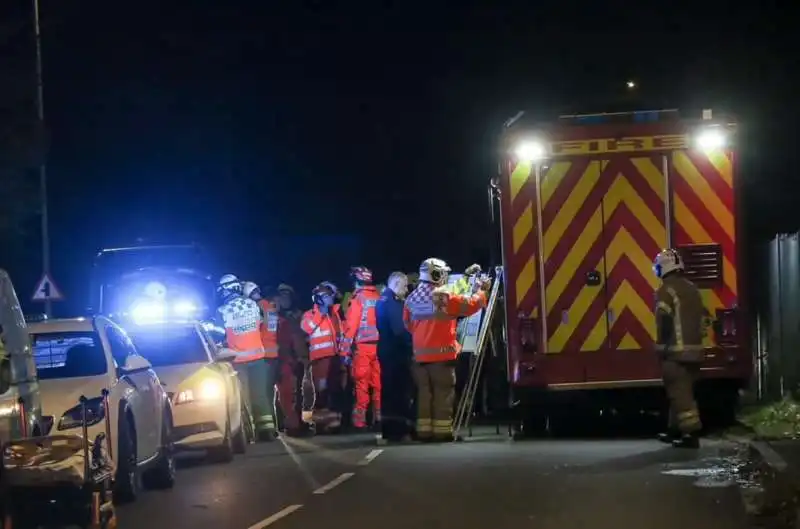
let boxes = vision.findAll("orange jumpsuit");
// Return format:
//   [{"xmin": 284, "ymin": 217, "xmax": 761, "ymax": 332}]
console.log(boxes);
[
  {"xmin": 342, "ymin": 286, "xmax": 381, "ymax": 428},
  {"xmin": 403, "ymin": 282, "xmax": 486, "ymax": 439},
  {"xmin": 301, "ymin": 304, "xmax": 345, "ymax": 428}
]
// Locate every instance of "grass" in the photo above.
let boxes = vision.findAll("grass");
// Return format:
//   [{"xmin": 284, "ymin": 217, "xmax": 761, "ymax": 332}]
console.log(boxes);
[{"xmin": 738, "ymin": 398, "xmax": 800, "ymax": 440}]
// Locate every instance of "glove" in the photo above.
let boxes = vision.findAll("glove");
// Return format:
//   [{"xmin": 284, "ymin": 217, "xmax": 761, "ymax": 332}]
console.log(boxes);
[
  {"xmin": 464, "ymin": 263, "xmax": 482, "ymax": 276},
  {"xmin": 479, "ymin": 276, "xmax": 492, "ymax": 292}
]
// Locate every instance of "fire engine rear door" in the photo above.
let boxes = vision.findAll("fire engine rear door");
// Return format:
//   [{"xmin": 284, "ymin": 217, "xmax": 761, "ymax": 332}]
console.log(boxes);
[
  {"xmin": 589, "ymin": 154, "xmax": 669, "ymax": 383},
  {"xmin": 540, "ymin": 158, "xmax": 609, "ymax": 384}
]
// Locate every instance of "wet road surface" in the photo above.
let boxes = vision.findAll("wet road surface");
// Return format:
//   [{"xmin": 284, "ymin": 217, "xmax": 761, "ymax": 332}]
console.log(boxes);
[{"xmin": 118, "ymin": 429, "xmax": 758, "ymax": 529}]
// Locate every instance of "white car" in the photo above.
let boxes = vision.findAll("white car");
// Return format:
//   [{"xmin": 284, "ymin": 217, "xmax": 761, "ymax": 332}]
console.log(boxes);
[
  {"xmin": 126, "ymin": 321, "xmax": 251, "ymax": 462},
  {"xmin": 28, "ymin": 316, "xmax": 176, "ymax": 503}
]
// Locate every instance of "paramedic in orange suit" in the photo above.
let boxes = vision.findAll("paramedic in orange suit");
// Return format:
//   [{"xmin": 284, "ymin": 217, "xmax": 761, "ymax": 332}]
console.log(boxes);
[
  {"xmin": 342, "ymin": 266, "xmax": 382, "ymax": 430},
  {"xmin": 403, "ymin": 258, "xmax": 489, "ymax": 441},
  {"xmin": 301, "ymin": 282, "xmax": 346, "ymax": 431}
]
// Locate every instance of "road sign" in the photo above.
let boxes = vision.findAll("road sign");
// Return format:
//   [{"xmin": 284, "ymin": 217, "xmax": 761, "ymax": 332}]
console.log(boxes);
[{"xmin": 32, "ymin": 273, "xmax": 64, "ymax": 302}]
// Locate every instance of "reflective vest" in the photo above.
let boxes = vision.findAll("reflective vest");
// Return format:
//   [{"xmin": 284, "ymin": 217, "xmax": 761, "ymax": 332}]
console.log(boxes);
[
  {"xmin": 403, "ymin": 282, "xmax": 487, "ymax": 363},
  {"xmin": 300, "ymin": 305, "xmax": 343, "ymax": 361},
  {"xmin": 655, "ymin": 274, "xmax": 706, "ymax": 363},
  {"xmin": 217, "ymin": 297, "xmax": 266, "ymax": 364},
  {"xmin": 257, "ymin": 299, "xmax": 279, "ymax": 359},
  {"xmin": 342, "ymin": 286, "xmax": 380, "ymax": 350}
]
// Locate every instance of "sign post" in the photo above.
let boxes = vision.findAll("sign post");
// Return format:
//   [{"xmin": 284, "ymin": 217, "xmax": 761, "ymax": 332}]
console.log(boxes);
[{"xmin": 31, "ymin": 273, "xmax": 64, "ymax": 305}]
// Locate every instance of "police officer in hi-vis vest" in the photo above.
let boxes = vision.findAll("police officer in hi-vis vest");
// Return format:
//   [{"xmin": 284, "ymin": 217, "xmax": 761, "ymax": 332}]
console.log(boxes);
[{"xmin": 653, "ymin": 249, "xmax": 706, "ymax": 449}]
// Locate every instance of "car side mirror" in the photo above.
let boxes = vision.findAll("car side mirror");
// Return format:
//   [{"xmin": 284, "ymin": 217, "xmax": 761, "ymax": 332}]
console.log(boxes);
[
  {"xmin": 215, "ymin": 348, "xmax": 237, "ymax": 363},
  {"xmin": 121, "ymin": 355, "xmax": 152, "ymax": 373}
]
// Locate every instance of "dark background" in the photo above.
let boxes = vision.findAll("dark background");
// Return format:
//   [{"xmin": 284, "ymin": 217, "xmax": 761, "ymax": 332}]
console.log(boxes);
[{"xmin": 1, "ymin": 1, "xmax": 796, "ymax": 314}]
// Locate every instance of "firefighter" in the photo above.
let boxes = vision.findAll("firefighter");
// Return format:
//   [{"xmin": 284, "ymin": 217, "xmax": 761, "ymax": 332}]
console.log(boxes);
[
  {"xmin": 275, "ymin": 285, "xmax": 313, "ymax": 437},
  {"xmin": 215, "ymin": 275, "xmax": 275, "ymax": 439},
  {"xmin": 301, "ymin": 283, "xmax": 346, "ymax": 432},
  {"xmin": 404, "ymin": 258, "xmax": 490, "ymax": 441},
  {"xmin": 376, "ymin": 272, "xmax": 414, "ymax": 442},
  {"xmin": 277, "ymin": 284, "xmax": 315, "ymax": 432},
  {"xmin": 653, "ymin": 249, "xmax": 706, "ymax": 449},
  {"xmin": 241, "ymin": 281, "xmax": 280, "ymax": 440},
  {"xmin": 342, "ymin": 266, "xmax": 382, "ymax": 430}
]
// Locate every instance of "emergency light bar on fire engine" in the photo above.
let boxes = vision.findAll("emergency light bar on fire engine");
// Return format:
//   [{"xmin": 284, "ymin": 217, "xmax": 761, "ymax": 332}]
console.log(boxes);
[{"xmin": 512, "ymin": 110, "xmax": 732, "ymax": 162}]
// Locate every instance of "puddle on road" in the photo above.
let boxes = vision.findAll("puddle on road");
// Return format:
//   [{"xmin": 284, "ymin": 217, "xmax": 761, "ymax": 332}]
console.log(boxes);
[
  {"xmin": 661, "ymin": 453, "xmax": 748, "ymax": 489},
  {"xmin": 662, "ymin": 445, "xmax": 800, "ymax": 528}
]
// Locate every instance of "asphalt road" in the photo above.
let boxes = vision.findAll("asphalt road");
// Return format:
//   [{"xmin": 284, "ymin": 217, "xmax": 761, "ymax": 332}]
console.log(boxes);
[{"xmin": 118, "ymin": 429, "xmax": 757, "ymax": 529}]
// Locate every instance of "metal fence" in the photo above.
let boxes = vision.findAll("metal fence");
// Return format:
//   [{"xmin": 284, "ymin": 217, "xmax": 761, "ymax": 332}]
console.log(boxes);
[{"xmin": 758, "ymin": 233, "xmax": 800, "ymax": 401}]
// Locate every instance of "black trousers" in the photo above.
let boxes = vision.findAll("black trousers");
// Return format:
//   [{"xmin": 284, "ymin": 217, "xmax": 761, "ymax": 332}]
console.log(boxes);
[{"xmin": 380, "ymin": 357, "xmax": 414, "ymax": 439}]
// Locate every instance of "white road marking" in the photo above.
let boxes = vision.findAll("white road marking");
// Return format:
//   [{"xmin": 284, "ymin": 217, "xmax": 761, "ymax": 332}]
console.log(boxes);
[
  {"xmin": 246, "ymin": 504, "xmax": 303, "ymax": 529},
  {"xmin": 358, "ymin": 448, "xmax": 384, "ymax": 466},
  {"xmin": 313, "ymin": 472, "xmax": 355, "ymax": 494}
]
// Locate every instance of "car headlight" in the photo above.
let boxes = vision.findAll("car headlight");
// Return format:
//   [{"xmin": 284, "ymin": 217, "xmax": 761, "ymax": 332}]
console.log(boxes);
[
  {"xmin": 173, "ymin": 379, "xmax": 223, "ymax": 405},
  {"xmin": 58, "ymin": 396, "xmax": 105, "ymax": 430}
]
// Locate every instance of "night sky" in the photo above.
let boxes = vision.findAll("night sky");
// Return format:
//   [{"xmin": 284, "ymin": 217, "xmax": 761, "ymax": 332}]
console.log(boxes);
[{"xmin": 1, "ymin": 1, "xmax": 795, "ymax": 314}]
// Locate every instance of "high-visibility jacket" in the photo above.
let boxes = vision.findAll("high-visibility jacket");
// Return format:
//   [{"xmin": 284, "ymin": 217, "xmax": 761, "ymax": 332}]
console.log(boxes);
[
  {"xmin": 257, "ymin": 299, "xmax": 280, "ymax": 359},
  {"xmin": 403, "ymin": 282, "xmax": 487, "ymax": 363},
  {"xmin": 216, "ymin": 296, "xmax": 266, "ymax": 364},
  {"xmin": 655, "ymin": 273, "xmax": 707, "ymax": 363},
  {"xmin": 342, "ymin": 286, "xmax": 380, "ymax": 352},
  {"xmin": 300, "ymin": 305, "xmax": 343, "ymax": 361}
]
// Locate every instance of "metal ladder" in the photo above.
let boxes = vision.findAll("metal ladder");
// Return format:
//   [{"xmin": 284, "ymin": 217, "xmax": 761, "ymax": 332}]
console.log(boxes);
[{"xmin": 452, "ymin": 266, "xmax": 504, "ymax": 441}]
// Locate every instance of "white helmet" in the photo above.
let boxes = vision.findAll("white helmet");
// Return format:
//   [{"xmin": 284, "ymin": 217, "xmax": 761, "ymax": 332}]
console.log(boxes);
[
  {"xmin": 419, "ymin": 258, "xmax": 451, "ymax": 286},
  {"xmin": 218, "ymin": 274, "xmax": 242, "ymax": 294},
  {"xmin": 653, "ymin": 249, "xmax": 684, "ymax": 279},
  {"xmin": 242, "ymin": 281, "xmax": 260, "ymax": 299}
]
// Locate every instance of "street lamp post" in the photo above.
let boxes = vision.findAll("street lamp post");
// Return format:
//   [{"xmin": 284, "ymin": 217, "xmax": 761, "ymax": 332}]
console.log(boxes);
[{"xmin": 33, "ymin": 0, "xmax": 51, "ymax": 317}]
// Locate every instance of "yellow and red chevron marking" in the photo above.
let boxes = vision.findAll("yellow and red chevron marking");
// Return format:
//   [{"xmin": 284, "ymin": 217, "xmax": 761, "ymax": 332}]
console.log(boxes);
[
  {"xmin": 504, "ymin": 159, "xmax": 539, "ymax": 318},
  {"xmin": 541, "ymin": 155, "xmax": 667, "ymax": 354},
  {"xmin": 671, "ymin": 150, "xmax": 737, "ymax": 346}
]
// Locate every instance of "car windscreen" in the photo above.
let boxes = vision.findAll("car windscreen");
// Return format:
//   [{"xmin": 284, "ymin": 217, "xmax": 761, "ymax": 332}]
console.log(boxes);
[
  {"xmin": 129, "ymin": 327, "xmax": 209, "ymax": 367},
  {"xmin": 32, "ymin": 332, "xmax": 108, "ymax": 380}
]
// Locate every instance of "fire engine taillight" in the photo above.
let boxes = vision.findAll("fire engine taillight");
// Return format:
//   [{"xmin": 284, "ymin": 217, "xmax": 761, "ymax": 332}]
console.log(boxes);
[
  {"xmin": 519, "ymin": 318, "xmax": 538, "ymax": 353},
  {"xmin": 714, "ymin": 309, "xmax": 738, "ymax": 345}
]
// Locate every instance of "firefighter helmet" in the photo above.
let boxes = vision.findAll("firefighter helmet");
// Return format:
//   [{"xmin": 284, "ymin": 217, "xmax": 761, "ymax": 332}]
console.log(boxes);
[
  {"xmin": 419, "ymin": 258, "xmax": 451, "ymax": 286},
  {"xmin": 350, "ymin": 266, "xmax": 373, "ymax": 284},
  {"xmin": 277, "ymin": 283, "xmax": 294, "ymax": 294},
  {"xmin": 242, "ymin": 281, "xmax": 261, "ymax": 300},
  {"xmin": 218, "ymin": 274, "xmax": 242, "ymax": 294},
  {"xmin": 653, "ymin": 249, "xmax": 684, "ymax": 279},
  {"xmin": 311, "ymin": 283, "xmax": 336, "ymax": 306},
  {"xmin": 320, "ymin": 281, "xmax": 341, "ymax": 300}
]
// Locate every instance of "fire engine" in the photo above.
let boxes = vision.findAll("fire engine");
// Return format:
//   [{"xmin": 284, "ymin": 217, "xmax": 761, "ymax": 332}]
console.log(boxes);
[{"xmin": 497, "ymin": 109, "xmax": 749, "ymax": 433}]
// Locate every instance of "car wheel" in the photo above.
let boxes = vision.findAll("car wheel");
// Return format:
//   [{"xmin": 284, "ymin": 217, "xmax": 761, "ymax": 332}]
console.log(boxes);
[
  {"xmin": 114, "ymin": 415, "xmax": 139, "ymax": 504},
  {"xmin": 143, "ymin": 409, "xmax": 176, "ymax": 489},
  {"xmin": 232, "ymin": 404, "xmax": 248, "ymax": 454},
  {"xmin": 209, "ymin": 415, "xmax": 234, "ymax": 463}
]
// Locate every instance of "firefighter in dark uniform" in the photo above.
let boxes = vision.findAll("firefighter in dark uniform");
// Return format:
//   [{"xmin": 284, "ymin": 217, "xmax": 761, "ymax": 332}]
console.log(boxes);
[{"xmin": 653, "ymin": 249, "xmax": 706, "ymax": 448}]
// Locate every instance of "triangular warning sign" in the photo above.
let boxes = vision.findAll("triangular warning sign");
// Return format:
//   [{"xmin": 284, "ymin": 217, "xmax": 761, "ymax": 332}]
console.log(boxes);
[{"xmin": 32, "ymin": 273, "xmax": 64, "ymax": 302}]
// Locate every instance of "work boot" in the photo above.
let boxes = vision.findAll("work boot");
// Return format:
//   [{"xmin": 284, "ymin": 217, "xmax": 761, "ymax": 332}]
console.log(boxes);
[
  {"xmin": 257, "ymin": 429, "xmax": 278, "ymax": 442},
  {"xmin": 672, "ymin": 434, "xmax": 700, "ymax": 449},
  {"xmin": 657, "ymin": 431, "xmax": 680, "ymax": 444}
]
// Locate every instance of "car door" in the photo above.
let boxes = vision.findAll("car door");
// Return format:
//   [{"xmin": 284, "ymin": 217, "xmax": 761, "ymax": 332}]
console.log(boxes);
[
  {"xmin": 200, "ymin": 328, "xmax": 239, "ymax": 425},
  {"xmin": 104, "ymin": 324, "xmax": 160, "ymax": 460}
]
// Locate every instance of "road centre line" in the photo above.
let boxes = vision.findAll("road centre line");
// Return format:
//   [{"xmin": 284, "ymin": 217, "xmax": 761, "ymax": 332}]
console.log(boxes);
[
  {"xmin": 359, "ymin": 449, "xmax": 384, "ymax": 466},
  {"xmin": 313, "ymin": 472, "xmax": 355, "ymax": 494},
  {"xmin": 246, "ymin": 504, "xmax": 303, "ymax": 529}
]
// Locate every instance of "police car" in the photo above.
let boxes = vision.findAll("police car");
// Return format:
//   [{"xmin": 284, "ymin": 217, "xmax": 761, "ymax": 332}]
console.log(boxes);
[
  {"xmin": 126, "ymin": 321, "xmax": 251, "ymax": 462},
  {"xmin": 28, "ymin": 316, "xmax": 176, "ymax": 503}
]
